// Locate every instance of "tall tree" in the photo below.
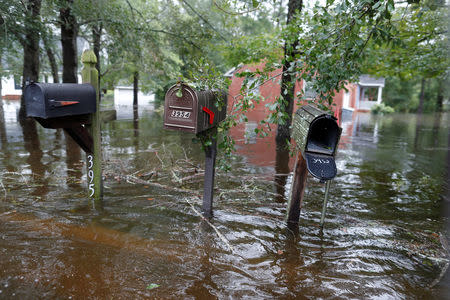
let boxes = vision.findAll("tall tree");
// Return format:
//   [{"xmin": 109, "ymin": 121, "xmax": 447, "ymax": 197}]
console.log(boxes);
[
  {"xmin": 276, "ymin": 0, "xmax": 302, "ymax": 148},
  {"xmin": 42, "ymin": 28, "xmax": 59, "ymax": 83},
  {"xmin": 60, "ymin": 0, "xmax": 78, "ymax": 83},
  {"xmin": 19, "ymin": 0, "xmax": 42, "ymax": 119},
  {"xmin": 363, "ymin": 0, "xmax": 449, "ymax": 112}
]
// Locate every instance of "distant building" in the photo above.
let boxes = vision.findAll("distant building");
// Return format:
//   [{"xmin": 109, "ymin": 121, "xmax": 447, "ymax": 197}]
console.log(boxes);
[
  {"xmin": 1, "ymin": 75, "xmax": 22, "ymax": 100},
  {"xmin": 225, "ymin": 63, "xmax": 385, "ymax": 120},
  {"xmin": 113, "ymin": 86, "xmax": 155, "ymax": 107}
]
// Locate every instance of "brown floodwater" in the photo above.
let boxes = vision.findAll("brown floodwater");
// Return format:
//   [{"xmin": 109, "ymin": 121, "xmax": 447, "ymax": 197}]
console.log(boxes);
[{"xmin": 0, "ymin": 100, "xmax": 449, "ymax": 299}]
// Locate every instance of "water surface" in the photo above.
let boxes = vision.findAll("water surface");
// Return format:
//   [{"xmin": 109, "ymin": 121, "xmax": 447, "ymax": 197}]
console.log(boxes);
[{"xmin": 0, "ymin": 101, "xmax": 448, "ymax": 299}]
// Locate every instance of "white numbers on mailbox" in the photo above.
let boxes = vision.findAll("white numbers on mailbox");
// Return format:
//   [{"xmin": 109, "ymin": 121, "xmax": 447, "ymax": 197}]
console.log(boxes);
[
  {"xmin": 87, "ymin": 154, "xmax": 95, "ymax": 197},
  {"xmin": 171, "ymin": 110, "xmax": 191, "ymax": 119},
  {"xmin": 313, "ymin": 158, "xmax": 330, "ymax": 164}
]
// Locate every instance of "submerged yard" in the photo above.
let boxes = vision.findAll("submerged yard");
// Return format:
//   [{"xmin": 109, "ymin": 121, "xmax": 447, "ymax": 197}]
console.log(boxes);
[{"xmin": 0, "ymin": 100, "xmax": 449, "ymax": 299}]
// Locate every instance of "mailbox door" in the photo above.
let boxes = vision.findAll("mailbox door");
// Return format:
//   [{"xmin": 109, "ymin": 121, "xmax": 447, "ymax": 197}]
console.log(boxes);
[
  {"xmin": 25, "ymin": 83, "xmax": 46, "ymax": 118},
  {"xmin": 164, "ymin": 84, "xmax": 198, "ymax": 133}
]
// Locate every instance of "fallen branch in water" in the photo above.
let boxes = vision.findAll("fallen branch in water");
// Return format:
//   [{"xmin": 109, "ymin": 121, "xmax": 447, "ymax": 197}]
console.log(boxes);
[
  {"xmin": 118, "ymin": 174, "xmax": 200, "ymax": 196},
  {"xmin": 0, "ymin": 179, "xmax": 5, "ymax": 199},
  {"xmin": 429, "ymin": 232, "xmax": 450, "ymax": 288},
  {"xmin": 185, "ymin": 198, "xmax": 235, "ymax": 254},
  {"xmin": 430, "ymin": 259, "xmax": 449, "ymax": 288},
  {"xmin": 108, "ymin": 170, "xmax": 236, "ymax": 254},
  {"xmin": 0, "ymin": 171, "xmax": 31, "ymax": 199},
  {"xmin": 179, "ymin": 172, "xmax": 205, "ymax": 183}
]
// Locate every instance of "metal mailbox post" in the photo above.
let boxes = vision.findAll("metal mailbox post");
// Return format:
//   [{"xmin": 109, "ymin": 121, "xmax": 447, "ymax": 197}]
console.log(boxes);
[
  {"xmin": 288, "ymin": 104, "xmax": 342, "ymax": 227},
  {"xmin": 164, "ymin": 82, "xmax": 227, "ymax": 217}
]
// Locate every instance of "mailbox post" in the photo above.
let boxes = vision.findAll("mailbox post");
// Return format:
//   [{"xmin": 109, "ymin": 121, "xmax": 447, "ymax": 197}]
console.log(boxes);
[
  {"xmin": 164, "ymin": 82, "xmax": 227, "ymax": 217},
  {"xmin": 24, "ymin": 49, "xmax": 103, "ymax": 204},
  {"xmin": 81, "ymin": 50, "xmax": 103, "ymax": 203},
  {"xmin": 287, "ymin": 105, "xmax": 342, "ymax": 227}
]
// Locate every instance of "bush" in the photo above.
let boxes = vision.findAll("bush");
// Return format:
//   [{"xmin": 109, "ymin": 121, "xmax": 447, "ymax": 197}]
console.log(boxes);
[{"xmin": 371, "ymin": 103, "xmax": 395, "ymax": 114}]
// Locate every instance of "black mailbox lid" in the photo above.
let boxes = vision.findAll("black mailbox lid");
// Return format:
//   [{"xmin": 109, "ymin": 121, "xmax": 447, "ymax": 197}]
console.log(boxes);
[
  {"xmin": 304, "ymin": 152, "xmax": 337, "ymax": 181},
  {"xmin": 25, "ymin": 83, "xmax": 96, "ymax": 119}
]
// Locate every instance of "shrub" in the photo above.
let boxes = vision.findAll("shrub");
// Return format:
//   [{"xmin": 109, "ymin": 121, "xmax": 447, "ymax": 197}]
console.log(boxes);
[{"xmin": 371, "ymin": 103, "xmax": 395, "ymax": 114}]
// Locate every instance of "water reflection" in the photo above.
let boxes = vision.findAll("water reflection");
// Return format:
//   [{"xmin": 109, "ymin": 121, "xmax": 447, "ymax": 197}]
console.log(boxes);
[
  {"xmin": 274, "ymin": 147, "xmax": 290, "ymax": 203},
  {"xmin": 133, "ymin": 107, "xmax": 139, "ymax": 151},
  {"xmin": 64, "ymin": 130, "xmax": 83, "ymax": 188},
  {"xmin": 185, "ymin": 222, "xmax": 219, "ymax": 299},
  {"xmin": 0, "ymin": 100, "xmax": 14, "ymax": 173},
  {"xmin": 19, "ymin": 117, "xmax": 49, "ymax": 197},
  {"xmin": 0, "ymin": 106, "xmax": 448, "ymax": 299}
]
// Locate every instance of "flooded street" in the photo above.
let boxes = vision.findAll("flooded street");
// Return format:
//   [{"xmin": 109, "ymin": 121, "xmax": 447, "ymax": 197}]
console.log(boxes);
[{"xmin": 0, "ymin": 100, "xmax": 449, "ymax": 299}]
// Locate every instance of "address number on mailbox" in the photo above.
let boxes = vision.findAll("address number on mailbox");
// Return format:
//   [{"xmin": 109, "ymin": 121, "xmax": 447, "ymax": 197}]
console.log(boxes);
[{"xmin": 171, "ymin": 110, "xmax": 191, "ymax": 119}]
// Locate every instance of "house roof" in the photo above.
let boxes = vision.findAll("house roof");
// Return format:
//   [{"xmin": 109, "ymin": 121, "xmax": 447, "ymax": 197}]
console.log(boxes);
[
  {"xmin": 358, "ymin": 75, "xmax": 385, "ymax": 87},
  {"xmin": 224, "ymin": 64, "xmax": 244, "ymax": 78}
]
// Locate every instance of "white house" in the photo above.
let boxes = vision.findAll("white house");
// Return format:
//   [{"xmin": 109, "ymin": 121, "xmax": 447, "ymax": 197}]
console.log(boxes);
[
  {"xmin": 1, "ymin": 75, "xmax": 22, "ymax": 100},
  {"xmin": 113, "ymin": 86, "xmax": 155, "ymax": 107}
]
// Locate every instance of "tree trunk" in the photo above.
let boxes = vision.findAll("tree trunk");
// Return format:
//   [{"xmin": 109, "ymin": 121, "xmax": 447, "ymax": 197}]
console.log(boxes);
[
  {"xmin": 417, "ymin": 77, "xmax": 426, "ymax": 115},
  {"xmin": 0, "ymin": 48, "xmax": 2, "ymax": 95},
  {"xmin": 133, "ymin": 71, "xmax": 139, "ymax": 107},
  {"xmin": 276, "ymin": 0, "xmax": 302, "ymax": 149},
  {"xmin": 19, "ymin": 0, "xmax": 42, "ymax": 119},
  {"xmin": 60, "ymin": 0, "xmax": 78, "ymax": 83},
  {"xmin": 43, "ymin": 34, "xmax": 59, "ymax": 83},
  {"xmin": 93, "ymin": 23, "xmax": 102, "ymax": 99}
]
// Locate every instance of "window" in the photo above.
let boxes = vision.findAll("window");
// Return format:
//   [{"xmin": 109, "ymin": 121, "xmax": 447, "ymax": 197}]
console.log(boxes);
[
  {"xmin": 364, "ymin": 87, "xmax": 378, "ymax": 101},
  {"xmin": 14, "ymin": 75, "xmax": 21, "ymax": 90},
  {"xmin": 245, "ymin": 77, "xmax": 260, "ymax": 96},
  {"xmin": 303, "ymin": 80, "xmax": 317, "ymax": 99}
]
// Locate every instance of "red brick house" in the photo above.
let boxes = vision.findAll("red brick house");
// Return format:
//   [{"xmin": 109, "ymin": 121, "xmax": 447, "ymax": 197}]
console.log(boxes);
[{"xmin": 226, "ymin": 64, "xmax": 385, "ymax": 119}]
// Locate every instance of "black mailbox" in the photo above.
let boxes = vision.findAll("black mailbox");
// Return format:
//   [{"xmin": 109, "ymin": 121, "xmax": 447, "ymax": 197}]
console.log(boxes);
[
  {"xmin": 163, "ymin": 83, "xmax": 227, "ymax": 134},
  {"xmin": 25, "ymin": 82, "xmax": 96, "ymax": 122},
  {"xmin": 292, "ymin": 104, "xmax": 342, "ymax": 181}
]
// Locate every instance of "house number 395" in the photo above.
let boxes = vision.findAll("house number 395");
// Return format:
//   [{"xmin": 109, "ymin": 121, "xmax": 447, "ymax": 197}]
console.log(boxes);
[{"xmin": 87, "ymin": 154, "xmax": 95, "ymax": 197}]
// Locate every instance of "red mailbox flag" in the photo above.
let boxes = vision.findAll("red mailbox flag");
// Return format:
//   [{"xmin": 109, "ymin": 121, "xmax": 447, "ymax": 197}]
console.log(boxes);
[{"xmin": 202, "ymin": 107, "xmax": 215, "ymax": 124}]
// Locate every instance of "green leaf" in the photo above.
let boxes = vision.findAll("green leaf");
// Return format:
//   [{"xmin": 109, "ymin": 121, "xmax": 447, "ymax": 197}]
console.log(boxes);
[{"xmin": 146, "ymin": 283, "xmax": 160, "ymax": 290}]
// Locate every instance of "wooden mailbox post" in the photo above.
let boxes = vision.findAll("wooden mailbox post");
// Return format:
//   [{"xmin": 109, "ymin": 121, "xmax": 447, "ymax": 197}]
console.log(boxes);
[
  {"xmin": 163, "ymin": 82, "xmax": 227, "ymax": 217},
  {"xmin": 288, "ymin": 105, "xmax": 342, "ymax": 227},
  {"xmin": 24, "ymin": 49, "xmax": 104, "ymax": 203},
  {"xmin": 81, "ymin": 50, "xmax": 103, "ymax": 203}
]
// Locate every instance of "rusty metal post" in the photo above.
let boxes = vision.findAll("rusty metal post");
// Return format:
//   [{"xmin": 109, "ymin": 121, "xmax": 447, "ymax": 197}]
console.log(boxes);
[
  {"xmin": 202, "ymin": 128, "xmax": 217, "ymax": 217},
  {"xmin": 286, "ymin": 151, "xmax": 308, "ymax": 224}
]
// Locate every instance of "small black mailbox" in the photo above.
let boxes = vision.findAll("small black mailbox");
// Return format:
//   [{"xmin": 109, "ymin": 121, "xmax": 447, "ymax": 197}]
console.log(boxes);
[
  {"xmin": 292, "ymin": 105, "xmax": 342, "ymax": 181},
  {"xmin": 163, "ymin": 83, "xmax": 227, "ymax": 134},
  {"xmin": 25, "ymin": 82, "xmax": 96, "ymax": 121}
]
